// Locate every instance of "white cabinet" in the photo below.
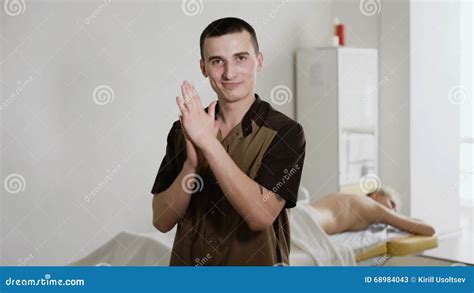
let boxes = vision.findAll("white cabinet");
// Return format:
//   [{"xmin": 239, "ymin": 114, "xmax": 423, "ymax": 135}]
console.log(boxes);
[{"xmin": 296, "ymin": 47, "xmax": 378, "ymax": 200}]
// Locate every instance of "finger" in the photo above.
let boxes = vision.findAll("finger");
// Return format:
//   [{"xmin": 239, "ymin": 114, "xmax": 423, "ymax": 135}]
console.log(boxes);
[
  {"xmin": 181, "ymin": 82, "xmax": 195, "ymax": 110},
  {"xmin": 185, "ymin": 81, "xmax": 199, "ymax": 108},
  {"xmin": 189, "ymin": 82, "xmax": 203, "ymax": 109},
  {"xmin": 176, "ymin": 96, "xmax": 188, "ymax": 117},
  {"xmin": 208, "ymin": 100, "xmax": 217, "ymax": 119},
  {"xmin": 179, "ymin": 115, "xmax": 190, "ymax": 141}
]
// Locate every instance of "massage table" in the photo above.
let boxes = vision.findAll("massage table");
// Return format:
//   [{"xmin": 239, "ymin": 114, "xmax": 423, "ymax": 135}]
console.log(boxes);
[
  {"xmin": 70, "ymin": 185, "xmax": 437, "ymax": 266},
  {"xmin": 329, "ymin": 226, "xmax": 438, "ymax": 264},
  {"xmin": 334, "ymin": 184, "xmax": 438, "ymax": 264},
  {"xmin": 69, "ymin": 224, "xmax": 437, "ymax": 266}
]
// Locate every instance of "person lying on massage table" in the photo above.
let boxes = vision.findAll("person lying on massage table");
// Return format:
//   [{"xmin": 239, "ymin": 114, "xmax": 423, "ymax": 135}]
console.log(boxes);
[{"xmin": 309, "ymin": 187, "xmax": 435, "ymax": 236}]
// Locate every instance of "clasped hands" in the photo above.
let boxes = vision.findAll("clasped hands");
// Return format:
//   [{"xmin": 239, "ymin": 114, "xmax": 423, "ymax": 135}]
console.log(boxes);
[{"xmin": 176, "ymin": 81, "xmax": 220, "ymax": 169}]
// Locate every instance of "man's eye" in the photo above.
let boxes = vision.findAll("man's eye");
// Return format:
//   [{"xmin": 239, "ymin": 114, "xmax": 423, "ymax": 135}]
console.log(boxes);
[
  {"xmin": 237, "ymin": 56, "xmax": 247, "ymax": 62},
  {"xmin": 211, "ymin": 59, "xmax": 223, "ymax": 65}
]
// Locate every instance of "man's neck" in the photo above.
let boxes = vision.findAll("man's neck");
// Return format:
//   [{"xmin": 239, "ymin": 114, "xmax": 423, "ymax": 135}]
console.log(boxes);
[{"xmin": 217, "ymin": 94, "xmax": 256, "ymax": 130}]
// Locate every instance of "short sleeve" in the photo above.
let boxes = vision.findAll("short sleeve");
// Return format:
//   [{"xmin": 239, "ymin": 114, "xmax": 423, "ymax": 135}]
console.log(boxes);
[
  {"xmin": 255, "ymin": 122, "xmax": 306, "ymax": 209},
  {"xmin": 151, "ymin": 121, "xmax": 180, "ymax": 195}
]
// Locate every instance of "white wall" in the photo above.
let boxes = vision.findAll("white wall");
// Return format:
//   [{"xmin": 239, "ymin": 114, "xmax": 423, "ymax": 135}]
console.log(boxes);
[
  {"xmin": 0, "ymin": 0, "xmax": 337, "ymax": 266},
  {"xmin": 329, "ymin": 0, "xmax": 412, "ymax": 215},
  {"xmin": 410, "ymin": 0, "xmax": 461, "ymax": 234},
  {"xmin": 378, "ymin": 0, "xmax": 411, "ymax": 215},
  {"xmin": 1, "ymin": 0, "xmax": 436, "ymax": 265}
]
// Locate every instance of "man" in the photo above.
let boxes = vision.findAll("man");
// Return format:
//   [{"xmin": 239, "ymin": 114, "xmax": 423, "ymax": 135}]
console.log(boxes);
[
  {"xmin": 310, "ymin": 187, "xmax": 435, "ymax": 236},
  {"xmin": 150, "ymin": 17, "xmax": 306, "ymax": 266}
]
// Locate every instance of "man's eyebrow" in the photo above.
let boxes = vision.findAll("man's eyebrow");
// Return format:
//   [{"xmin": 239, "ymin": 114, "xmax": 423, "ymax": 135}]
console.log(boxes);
[
  {"xmin": 207, "ymin": 51, "xmax": 250, "ymax": 61},
  {"xmin": 233, "ymin": 51, "xmax": 250, "ymax": 56}
]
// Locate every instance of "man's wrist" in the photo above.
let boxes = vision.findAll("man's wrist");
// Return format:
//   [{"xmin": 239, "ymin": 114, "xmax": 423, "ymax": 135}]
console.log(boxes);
[
  {"xmin": 199, "ymin": 137, "xmax": 221, "ymax": 160},
  {"xmin": 182, "ymin": 160, "xmax": 198, "ymax": 173}
]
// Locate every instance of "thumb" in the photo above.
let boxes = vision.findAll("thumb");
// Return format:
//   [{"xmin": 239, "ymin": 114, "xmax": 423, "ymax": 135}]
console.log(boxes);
[{"xmin": 207, "ymin": 100, "xmax": 217, "ymax": 119}]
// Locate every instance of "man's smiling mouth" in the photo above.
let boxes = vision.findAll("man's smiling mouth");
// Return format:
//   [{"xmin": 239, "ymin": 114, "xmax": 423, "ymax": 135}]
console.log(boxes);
[{"xmin": 221, "ymin": 82, "xmax": 243, "ymax": 89}]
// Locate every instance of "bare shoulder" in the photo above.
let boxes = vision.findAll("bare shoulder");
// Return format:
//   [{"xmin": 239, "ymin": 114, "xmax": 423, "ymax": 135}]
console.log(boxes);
[
  {"xmin": 312, "ymin": 192, "xmax": 353, "ymax": 207},
  {"xmin": 351, "ymin": 194, "xmax": 383, "ymax": 221}
]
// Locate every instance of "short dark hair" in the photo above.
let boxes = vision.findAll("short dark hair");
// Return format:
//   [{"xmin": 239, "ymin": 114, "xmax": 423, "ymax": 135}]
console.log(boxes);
[{"xmin": 199, "ymin": 17, "xmax": 259, "ymax": 59}]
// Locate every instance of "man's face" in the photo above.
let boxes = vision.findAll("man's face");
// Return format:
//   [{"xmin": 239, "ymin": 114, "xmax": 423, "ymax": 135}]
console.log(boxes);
[{"xmin": 200, "ymin": 31, "xmax": 263, "ymax": 103}]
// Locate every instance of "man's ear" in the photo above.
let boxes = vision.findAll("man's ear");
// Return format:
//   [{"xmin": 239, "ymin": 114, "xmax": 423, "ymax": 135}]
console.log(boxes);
[
  {"xmin": 200, "ymin": 59, "xmax": 208, "ymax": 77},
  {"xmin": 256, "ymin": 52, "xmax": 263, "ymax": 72}
]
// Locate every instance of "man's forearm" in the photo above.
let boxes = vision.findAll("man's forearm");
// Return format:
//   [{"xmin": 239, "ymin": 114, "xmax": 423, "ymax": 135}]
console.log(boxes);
[
  {"xmin": 200, "ymin": 138, "xmax": 285, "ymax": 231},
  {"xmin": 152, "ymin": 162, "xmax": 196, "ymax": 232}
]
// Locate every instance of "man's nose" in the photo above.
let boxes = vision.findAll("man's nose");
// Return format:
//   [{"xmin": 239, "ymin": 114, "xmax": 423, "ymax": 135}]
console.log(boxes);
[{"xmin": 223, "ymin": 62, "xmax": 237, "ymax": 80}]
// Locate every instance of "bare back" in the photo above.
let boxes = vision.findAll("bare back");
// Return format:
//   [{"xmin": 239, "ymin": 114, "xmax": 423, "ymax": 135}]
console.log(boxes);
[
  {"xmin": 310, "ymin": 192, "xmax": 435, "ymax": 236},
  {"xmin": 310, "ymin": 193, "xmax": 380, "ymax": 235}
]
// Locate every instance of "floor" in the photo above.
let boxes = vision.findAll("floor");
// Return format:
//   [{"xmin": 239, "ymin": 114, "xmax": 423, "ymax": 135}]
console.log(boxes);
[
  {"xmin": 421, "ymin": 230, "xmax": 473, "ymax": 265},
  {"xmin": 357, "ymin": 254, "xmax": 467, "ymax": 266}
]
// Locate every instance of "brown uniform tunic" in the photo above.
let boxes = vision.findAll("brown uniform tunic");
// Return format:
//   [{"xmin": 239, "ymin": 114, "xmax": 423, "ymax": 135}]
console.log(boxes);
[{"xmin": 151, "ymin": 94, "xmax": 306, "ymax": 266}]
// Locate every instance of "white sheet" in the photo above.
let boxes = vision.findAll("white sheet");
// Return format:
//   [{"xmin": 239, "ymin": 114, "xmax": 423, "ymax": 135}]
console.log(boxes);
[
  {"xmin": 289, "ymin": 203, "xmax": 356, "ymax": 266},
  {"xmin": 70, "ymin": 230, "xmax": 175, "ymax": 266},
  {"xmin": 72, "ymin": 205, "xmax": 407, "ymax": 266},
  {"xmin": 329, "ymin": 223, "xmax": 409, "ymax": 256}
]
